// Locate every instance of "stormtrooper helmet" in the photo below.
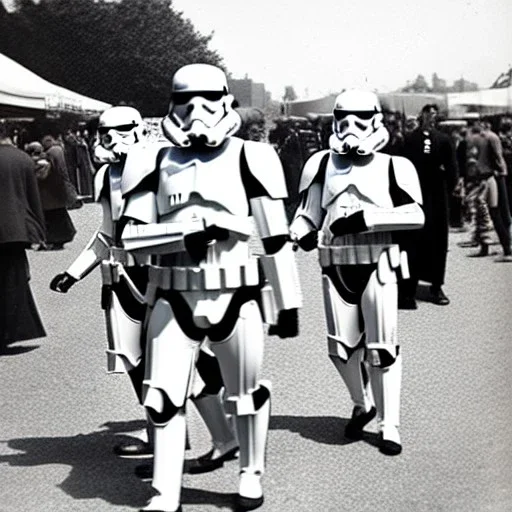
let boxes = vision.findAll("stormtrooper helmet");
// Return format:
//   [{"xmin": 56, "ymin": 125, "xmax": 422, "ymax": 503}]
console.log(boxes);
[
  {"xmin": 94, "ymin": 106, "xmax": 146, "ymax": 163},
  {"xmin": 161, "ymin": 63, "xmax": 241, "ymax": 148},
  {"xmin": 329, "ymin": 90, "xmax": 389, "ymax": 155}
]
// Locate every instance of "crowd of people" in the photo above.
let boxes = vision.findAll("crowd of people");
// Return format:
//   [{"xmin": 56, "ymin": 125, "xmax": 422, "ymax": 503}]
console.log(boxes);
[
  {"xmin": 263, "ymin": 104, "xmax": 512, "ymax": 310},
  {"xmin": 1, "ymin": 70, "xmax": 512, "ymax": 511},
  {"xmin": 0, "ymin": 119, "xmax": 100, "ymax": 352}
]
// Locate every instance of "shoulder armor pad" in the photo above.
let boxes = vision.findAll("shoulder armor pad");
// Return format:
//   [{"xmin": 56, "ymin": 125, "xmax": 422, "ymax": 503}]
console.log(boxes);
[
  {"xmin": 121, "ymin": 142, "xmax": 169, "ymax": 196},
  {"xmin": 390, "ymin": 155, "xmax": 423, "ymax": 205},
  {"xmin": 94, "ymin": 164, "xmax": 109, "ymax": 202},
  {"xmin": 298, "ymin": 150, "xmax": 330, "ymax": 194},
  {"xmin": 243, "ymin": 140, "xmax": 288, "ymax": 199}
]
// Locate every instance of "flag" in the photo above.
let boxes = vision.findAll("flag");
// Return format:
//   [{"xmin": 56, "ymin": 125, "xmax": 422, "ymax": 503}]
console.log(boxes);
[{"xmin": 491, "ymin": 68, "xmax": 512, "ymax": 89}]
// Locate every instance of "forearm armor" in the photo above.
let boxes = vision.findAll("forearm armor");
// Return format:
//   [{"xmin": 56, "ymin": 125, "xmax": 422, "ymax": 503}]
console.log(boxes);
[
  {"xmin": 251, "ymin": 197, "xmax": 303, "ymax": 312},
  {"xmin": 289, "ymin": 182, "xmax": 323, "ymax": 246},
  {"xmin": 66, "ymin": 231, "xmax": 112, "ymax": 280},
  {"xmin": 330, "ymin": 203, "xmax": 425, "ymax": 237},
  {"xmin": 259, "ymin": 244, "xmax": 303, "ymax": 311},
  {"xmin": 363, "ymin": 203, "xmax": 425, "ymax": 232},
  {"xmin": 121, "ymin": 219, "xmax": 205, "ymax": 255}
]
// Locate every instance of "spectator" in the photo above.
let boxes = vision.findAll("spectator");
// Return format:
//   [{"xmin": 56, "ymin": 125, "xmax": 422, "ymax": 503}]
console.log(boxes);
[
  {"xmin": 463, "ymin": 157, "xmax": 497, "ymax": 257},
  {"xmin": 404, "ymin": 115, "xmax": 419, "ymax": 135},
  {"xmin": 482, "ymin": 120, "xmax": 511, "ymax": 235},
  {"xmin": 465, "ymin": 121, "xmax": 512, "ymax": 261},
  {"xmin": 498, "ymin": 117, "xmax": 512, "ymax": 215},
  {"xmin": 449, "ymin": 126, "xmax": 466, "ymax": 230},
  {"xmin": 39, "ymin": 134, "xmax": 77, "ymax": 250},
  {"xmin": 63, "ymin": 128, "xmax": 95, "ymax": 199},
  {"xmin": 398, "ymin": 104, "xmax": 459, "ymax": 307},
  {"xmin": 236, "ymin": 107, "xmax": 267, "ymax": 142},
  {"xmin": 0, "ymin": 122, "xmax": 46, "ymax": 352},
  {"xmin": 25, "ymin": 142, "xmax": 52, "ymax": 248},
  {"xmin": 382, "ymin": 112, "xmax": 405, "ymax": 155},
  {"xmin": 25, "ymin": 141, "xmax": 51, "ymax": 183},
  {"xmin": 276, "ymin": 117, "xmax": 311, "ymax": 220}
]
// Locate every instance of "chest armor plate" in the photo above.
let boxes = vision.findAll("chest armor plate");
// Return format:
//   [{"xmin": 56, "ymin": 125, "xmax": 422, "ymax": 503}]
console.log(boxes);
[
  {"xmin": 322, "ymin": 153, "xmax": 393, "ymax": 213},
  {"xmin": 156, "ymin": 138, "xmax": 249, "ymax": 219}
]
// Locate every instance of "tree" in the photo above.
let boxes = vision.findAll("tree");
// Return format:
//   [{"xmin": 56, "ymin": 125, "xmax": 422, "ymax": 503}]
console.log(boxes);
[
  {"xmin": 283, "ymin": 85, "xmax": 297, "ymax": 102},
  {"xmin": 1, "ymin": 0, "xmax": 224, "ymax": 116},
  {"xmin": 401, "ymin": 74, "xmax": 430, "ymax": 93}
]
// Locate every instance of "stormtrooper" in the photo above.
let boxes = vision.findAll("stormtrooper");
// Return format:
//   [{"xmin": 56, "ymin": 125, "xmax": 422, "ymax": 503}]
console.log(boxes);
[
  {"xmin": 119, "ymin": 63, "xmax": 302, "ymax": 512},
  {"xmin": 290, "ymin": 90, "xmax": 424, "ymax": 456},
  {"xmin": 50, "ymin": 106, "xmax": 239, "ymax": 470},
  {"xmin": 49, "ymin": 106, "xmax": 156, "ymax": 455}
]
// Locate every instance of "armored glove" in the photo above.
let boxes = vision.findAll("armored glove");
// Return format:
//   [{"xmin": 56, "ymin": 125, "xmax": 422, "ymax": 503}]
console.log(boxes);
[
  {"xmin": 184, "ymin": 225, "xmax": 229, "ymax": 261},
  {"xmin": 50, "ymin": 272, "xmax": 78, "ymax": 293},
  {"xmin": 268, "ymin": 308, "xmax": 299, "ymax": 338},
  {"xmin": 293, "ymin": 230, "xmax": 318, "ymax": 252},
  {"xmin": 330, "ymin": 211, "xmax": 368, "ymax": 236}
]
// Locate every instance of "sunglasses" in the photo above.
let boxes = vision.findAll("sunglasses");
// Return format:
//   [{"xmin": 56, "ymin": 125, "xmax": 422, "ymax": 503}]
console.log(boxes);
[
  {"xmin": 173, "ymin": 91, "xmax": 226, "ymax": 105},
  {"xmin": 333, "ymin": 109, "xmax": 376, "ymax": 121},
  {"xmin": 98, "ymin": 124, "xmax": 137, "ymax": 135}
]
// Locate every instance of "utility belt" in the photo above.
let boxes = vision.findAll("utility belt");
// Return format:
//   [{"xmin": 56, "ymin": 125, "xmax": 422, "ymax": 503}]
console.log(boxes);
[
  {"xmin": 147, "ymin": 259, "xmax": 261, "ymax": 292},
  {"xmin": 318, "ymin": 242, "xmax": 398, "ymax": 266},
  {"xmin": 101, "ymin": 259, "xmax": 146, "ymax": 305}
]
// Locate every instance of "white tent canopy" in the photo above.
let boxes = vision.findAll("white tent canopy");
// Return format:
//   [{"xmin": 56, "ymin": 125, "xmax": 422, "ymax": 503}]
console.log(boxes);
[
  {"xmin": 284, "ymin": 87, "xmax": 512, "ymax": 119},
  {"xmin": 447, "ymin": 86, "xmax": 512, "ymax": 115},
  {"xmin": 285, "ymin": 92, "xmax": 448, "ymax": 118},
  {"xmin": 0, "ymin": 53, "xmax": 111, "ymax": 116}
]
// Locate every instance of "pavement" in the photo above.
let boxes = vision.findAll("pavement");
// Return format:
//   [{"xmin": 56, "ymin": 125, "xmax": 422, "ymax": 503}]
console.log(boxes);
[{"xmin": 1, "ymin": 203, "xmax": 512, "ymax": 512}]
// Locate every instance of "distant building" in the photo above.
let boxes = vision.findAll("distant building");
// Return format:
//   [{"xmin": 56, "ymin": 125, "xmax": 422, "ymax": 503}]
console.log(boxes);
[
  {"xmin": 432, "ymin": 73, "xmax": 447, "ymax": 92},
  {"xmin": 452, "ymin": 78, "xmax": 478, "ymax": 93},
  {"xmin": 401, "ymin": 73, "xmax": 480, "ymax": 94},
  {"xmin": 228, "ymin": 77, "xmax": 269, "ymax": 109}
]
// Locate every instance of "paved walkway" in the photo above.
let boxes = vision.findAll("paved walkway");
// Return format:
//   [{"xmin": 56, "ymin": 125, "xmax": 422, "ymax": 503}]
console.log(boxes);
[{"xmin": 1, "ymin": 204, "xmax": 511, "ymax": 511}]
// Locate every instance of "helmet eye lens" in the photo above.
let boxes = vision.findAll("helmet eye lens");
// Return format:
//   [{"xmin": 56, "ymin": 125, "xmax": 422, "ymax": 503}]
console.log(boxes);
[
  {"xmin": 200, "ymin": 91, "xmax": 225, "ymax": 102},
  {"xmin": 334, "ymin": 109, "xmax": 375, "ymax": 121},
  {"xmin": 173, "ymin": 91, "xmax": 225, "ymax": 105},
  {"xmin": 113, "ymin": 124, "xmax": 137, "ymax": 132},
  {"xmin": 98, "ymin": 124, "xmax": 136, "ymax": 134},
  {"xmin": 173, "ymin": 92, "xmax": 196, "ymax": 105}
]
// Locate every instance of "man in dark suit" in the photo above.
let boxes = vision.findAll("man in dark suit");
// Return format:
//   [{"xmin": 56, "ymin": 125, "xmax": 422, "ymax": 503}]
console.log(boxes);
[
  {"xmin": 398, "ymin": 104, "xmax": 459, "ymax": 308},
  {"xmin": 0, "ymin": 122, "xmax": 46, "ymax": 351}
]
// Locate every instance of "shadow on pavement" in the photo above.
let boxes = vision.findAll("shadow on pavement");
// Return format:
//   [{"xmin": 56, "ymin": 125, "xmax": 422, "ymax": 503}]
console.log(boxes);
[
  {"xmin": 0, "ymin": 344, "xmax": 40, "ymax": 356},
  {"xmin": 180, "ymin": 487, "xmax": 238, "ymax": 510},
  {"xmin": 269, "ymin": 414, "xmax": 355, "ymax": 445},
  {"xmin": 0, "ymin": 420, "xmax": 150, "ymax": 508},
  {"xmin": 0, "ymin": 419, "xmax": 241, "ymax": 510},
  {"xmin": 270, "ymin": 414, "xmax": 383, "ymax": 455}
]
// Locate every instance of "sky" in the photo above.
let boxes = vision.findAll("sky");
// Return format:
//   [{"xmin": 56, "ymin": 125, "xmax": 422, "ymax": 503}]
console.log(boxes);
[
  {"xmin": 171, "ymin": 0, "xmax": 512, "ymax": 100},
  {"xmin": 2, "ymin": 0, "xmax": 510, "ymax": 101}
]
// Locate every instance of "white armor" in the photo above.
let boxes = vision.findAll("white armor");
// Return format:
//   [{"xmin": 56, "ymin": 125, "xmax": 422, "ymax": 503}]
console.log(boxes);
[
  {"xmin": 52, "ymin": 106, "xmax": 239, "ymax": 474},
  {"xmin": 51, "ymin": 106, "xmax": 151, "ymax": 374},
  {"xmin": 121, "ymin": 66, "xmax": 301, "ymax": 512},
  {"xmin": 48, "ymin": 106, "xmax": 160, "ymax": 469},
  {"xmin": 291, "ymin": 90, "xmax": 424, "ymax": 455}
]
